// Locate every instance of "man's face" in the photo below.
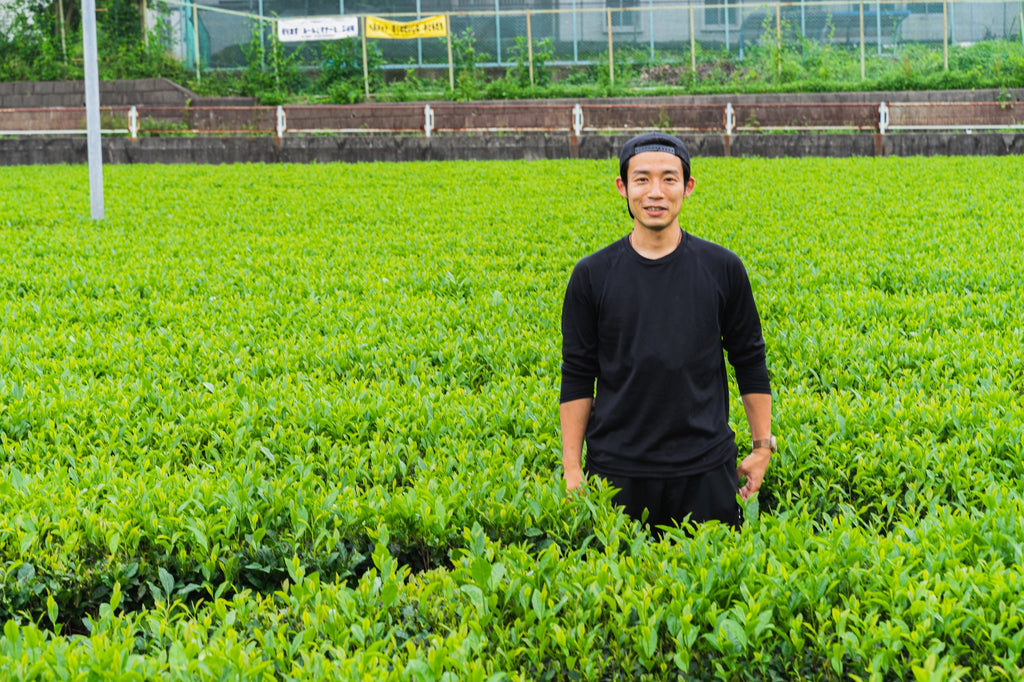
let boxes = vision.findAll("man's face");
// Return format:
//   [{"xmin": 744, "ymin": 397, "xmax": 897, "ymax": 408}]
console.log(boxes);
[{"xmin": 615, "ymin": 151, "xmax": 696, "ymax": 232}]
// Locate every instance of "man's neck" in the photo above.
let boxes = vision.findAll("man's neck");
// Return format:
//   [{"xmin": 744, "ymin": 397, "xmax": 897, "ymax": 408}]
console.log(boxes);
[{"xmin": 629, "ymin": 225, "xmax": 682, "ymax": 260}]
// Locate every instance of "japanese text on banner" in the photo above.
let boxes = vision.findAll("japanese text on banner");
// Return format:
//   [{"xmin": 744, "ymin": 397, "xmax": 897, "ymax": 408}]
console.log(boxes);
[
  {"xmin": 366, "ymin": 15, "xmax": 448, "ymax": 39},
  {"xmin": 278, "ymin": 16, "xmax": 359, "ymax": 42}
]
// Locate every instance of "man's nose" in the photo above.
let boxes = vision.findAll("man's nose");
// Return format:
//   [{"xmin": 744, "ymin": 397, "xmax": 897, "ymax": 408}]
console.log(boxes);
[{"xmin": 648, "ymin": 180, "xmax": 665, "ymax": 197}]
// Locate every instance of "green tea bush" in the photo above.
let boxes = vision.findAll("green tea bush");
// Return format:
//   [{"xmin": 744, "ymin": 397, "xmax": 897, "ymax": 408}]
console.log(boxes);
[{"xmin": 1, "ymin": 156, "xmax": 1023, "ymax": 679}]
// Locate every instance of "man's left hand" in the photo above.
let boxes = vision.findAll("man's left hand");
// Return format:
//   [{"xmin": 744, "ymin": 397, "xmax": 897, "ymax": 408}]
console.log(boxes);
[{"xmin": 737, "ymin": 448, "xmax": 772, "ymax": 501}]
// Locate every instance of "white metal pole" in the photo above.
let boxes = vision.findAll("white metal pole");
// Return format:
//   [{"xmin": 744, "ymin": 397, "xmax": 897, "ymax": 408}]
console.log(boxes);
[{"xmin": 82, "ymin": 0, "xmax": 104, "ymax": 220}]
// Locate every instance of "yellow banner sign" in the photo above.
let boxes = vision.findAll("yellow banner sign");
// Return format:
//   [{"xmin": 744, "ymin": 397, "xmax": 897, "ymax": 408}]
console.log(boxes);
[{"xmin": 366, "ymin": 15, "xmax": 448, "ymax": 39}]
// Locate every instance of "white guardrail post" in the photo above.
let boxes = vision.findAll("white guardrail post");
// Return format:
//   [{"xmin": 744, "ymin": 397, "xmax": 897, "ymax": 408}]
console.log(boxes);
[
  {"xmin": 129, "ymin": 105, "xmax": 139, "ymax": 139},
  {"xmin": 878, "ymin": 102, "xmax": 889, "ymax": 135},
  {"xmin": 424, "ymin": 104, "xmax": 434, "ymax": 138},
  {"xmin": 572, "ymin": 103, "xmax": 583, "ymax": 136},
  {"xmin": 725, "ymin": 102, "xmax": 735, "ymax": 136},
  {"xmin": 276, "ymin": 105, "xmax": 286, "ymax": 138}
]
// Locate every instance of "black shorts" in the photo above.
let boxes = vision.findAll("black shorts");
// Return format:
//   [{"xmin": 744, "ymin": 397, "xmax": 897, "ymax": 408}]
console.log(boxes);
[{"xmin": 594, "ymin": 459, "xmax": 743, "ymax": 536}]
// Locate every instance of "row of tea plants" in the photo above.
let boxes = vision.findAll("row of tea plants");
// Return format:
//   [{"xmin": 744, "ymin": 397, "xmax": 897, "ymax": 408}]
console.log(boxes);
[{"xmin": 1, "ymin": 156, "xmax": 1023, "ymax": 679}]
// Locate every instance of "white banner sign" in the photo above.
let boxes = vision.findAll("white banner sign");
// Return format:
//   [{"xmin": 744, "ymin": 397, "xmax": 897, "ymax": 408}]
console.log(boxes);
[{"xmin": 278, "ymin": 16, "xmax": 358, "ymax": 42}]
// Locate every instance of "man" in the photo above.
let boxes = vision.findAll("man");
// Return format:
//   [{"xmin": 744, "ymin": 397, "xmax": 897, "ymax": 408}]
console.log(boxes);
[{"xmin": 559, "ymin": 132, "xmax": 774, "ymax": 534}]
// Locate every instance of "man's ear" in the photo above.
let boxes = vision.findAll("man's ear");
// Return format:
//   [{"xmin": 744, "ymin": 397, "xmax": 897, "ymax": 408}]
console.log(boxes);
[
  {"xmin": 683, "ymin": 176, "xmax": 696, "ymax": 199},
  {"xmin": 615, "ymin": 176, "xmax": 628, "ymax": 199}
]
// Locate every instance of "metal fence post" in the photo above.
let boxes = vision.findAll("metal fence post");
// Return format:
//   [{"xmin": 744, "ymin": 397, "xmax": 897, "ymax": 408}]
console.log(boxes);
[
  {"xmin": 949, "ymin": 1, "xmax": 956, "ymax": 47},
  {"xmin": 878, "ymin": 102, "xmax": 889, "ymax": 134},
  {"xmin": 527, "ymin": 11, "xmax": 534, "ymax": 86},
  {"xmin": 258, "ymin": 0, "xmax": 264, "ymax": 65},
  {"xmin": 725, "ymin": 102, "xmax": 735, "ymax": 135},
  {"xmin": 57, "ymin": 0, "xmax": 67, "ymax": 63},
  {"xmin": 875, "ymin": 0, "xmax": 881, "ymax": 55},
  {"xmin": 276, "ymin": 105, "xmax": 286, "ymax": 138},
  {"xmin": 648, "ymin": 0, "xmax": 655, "ymax": 61},
  {"xmin": 424, "ymin": 104, "xmax": 434, "ymax": 137},
  {"xmin": 416, "ymin": 0, "xmax": 423, "ymax": 67},
  {"xmin": 607, "ymin": 9, "xmax": 614, "ymax": 86},
  {"xmin": 690, "ymin": 6, "xmax": 696, "ymax": 76},
  {"xmin": 447, "ymin": 13, "xmax": 454, "ymax": 90},
  {"xmin": 494, "ymin": 0, "xmax": 502, "ymax": 64},
  {"xmin": 859, "ymin": 2, "xmax": 865, "ymax": 80},
  {"xmin": 724, "ymin": 0, "xmax": 730, "ymax": 54},
  {"xmin": 192, "ymin": 2, "xmax": 201, "ymax": 82},
  {"xmin": 571, "ymin": 0, "xmax": 579, "ymax": 62},
  {"xmin": 362, "ymin": 17, "xmax": 370, "ymax": 98},
  {"xmin": 942, "ymin": 1, "xmax": 949, "ymax": 70},
  {"xmin": 129, "ymin": 105, "xmax": 139, "ymax": 139},
  {"xmin": 776, "ymin": 2, "xmax": 782, "ymax": 78}
]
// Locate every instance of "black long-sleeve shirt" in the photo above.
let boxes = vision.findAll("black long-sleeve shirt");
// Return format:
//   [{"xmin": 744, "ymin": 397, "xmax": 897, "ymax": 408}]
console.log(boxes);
[{"xmin": 560, "ymin": 230, "xmax": 770, "ymax": 477}]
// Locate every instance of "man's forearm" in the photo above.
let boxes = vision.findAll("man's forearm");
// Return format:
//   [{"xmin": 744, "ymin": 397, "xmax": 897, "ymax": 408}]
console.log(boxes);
[
  {"xmin": 559, "ymin": 397, "xmax": 593, "ymax": 489},
  {"xmin": 738, "ymin": 392, "xmax": 773, "ymax": 500},
  {"xmin": 740, "ymin": 392, "xmax": 772, "ymax": 442}
]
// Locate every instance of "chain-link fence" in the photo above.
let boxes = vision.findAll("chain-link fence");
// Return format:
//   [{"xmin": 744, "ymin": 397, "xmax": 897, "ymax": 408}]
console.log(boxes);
[{"xmin": 162, "ymin": 0, "xmax": 1024, "ymax": 86}]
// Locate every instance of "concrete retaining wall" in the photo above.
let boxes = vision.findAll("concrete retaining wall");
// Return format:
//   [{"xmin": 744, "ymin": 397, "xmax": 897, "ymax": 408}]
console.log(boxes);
[{"xmin": 2, "ymin": 131, "xmax": 1021, "ymax": 166}]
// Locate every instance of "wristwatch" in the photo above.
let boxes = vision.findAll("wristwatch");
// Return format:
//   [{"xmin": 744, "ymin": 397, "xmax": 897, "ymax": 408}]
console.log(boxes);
[{"xmin": 752, "ymin": 436, "xmax": 777, "ymax": 453}]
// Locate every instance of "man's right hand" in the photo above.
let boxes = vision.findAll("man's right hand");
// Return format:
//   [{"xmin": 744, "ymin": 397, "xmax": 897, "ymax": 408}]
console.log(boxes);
[{"xmin": 563, "ymin": 466, "xmax": 585, "ymax": 492}]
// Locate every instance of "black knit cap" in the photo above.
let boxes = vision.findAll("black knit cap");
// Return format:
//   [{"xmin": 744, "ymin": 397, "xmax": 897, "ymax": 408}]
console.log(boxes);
[{"xmin": 618, "ymin": 132, "xmax": 691, "ymax": 184}]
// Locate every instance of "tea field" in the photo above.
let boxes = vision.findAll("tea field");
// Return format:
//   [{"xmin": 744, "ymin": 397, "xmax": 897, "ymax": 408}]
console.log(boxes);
[{"xmin": 1, "ymin": 155, "xmax": 1023, "ymax": 680}]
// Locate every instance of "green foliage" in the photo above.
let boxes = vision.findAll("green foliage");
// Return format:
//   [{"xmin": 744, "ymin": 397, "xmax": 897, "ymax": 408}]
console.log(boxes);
[
  {"xmin": 315, "ymin": 37, "xmax": 383, "ymax": 103},
  {"xmin": 239, "ymin": 22, "xmax": 306, "ymax": 105},
  {"xmin": 2, "ymin": 157, "xmax": 1024, "ymax": 678},
  {"xmin": 0, "ymin": 0, "xmax": 183, "ymax": 83},
  {"xmin": 0, "ymin": 1, "xmax": 78, "ymax": 81},
  {"xmin": 504, "ymin": 36, "xmax": 555, "ymax": 89},
  {"xmin": 448, "ymin": 28, "xmax": 489, "ymax": 102}
]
